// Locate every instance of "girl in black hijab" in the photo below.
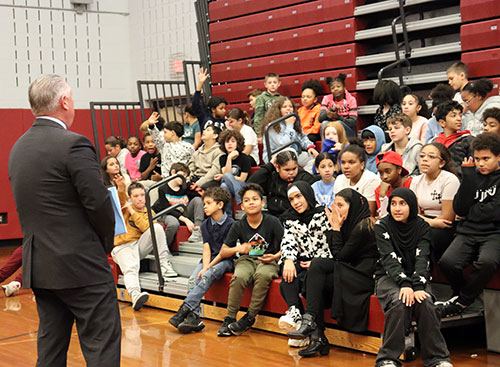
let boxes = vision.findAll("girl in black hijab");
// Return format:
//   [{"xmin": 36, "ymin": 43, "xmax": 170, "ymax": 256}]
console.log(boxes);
[
  {"xmin": 278, "ymin": 182, "xmax": 333, "ymax": 347},
  {"xmin": 288, "ymin": 188, "xmax": 378, "ymax": 357},
  {"xmin": 373, "ymin": 188, "xmax": 452, "ymax": 367}
]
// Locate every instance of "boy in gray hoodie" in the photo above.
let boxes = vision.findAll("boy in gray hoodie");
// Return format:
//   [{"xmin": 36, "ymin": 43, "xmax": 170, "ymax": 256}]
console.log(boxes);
[
  {"xmin": 188, "ymin": 120, "xmax": 225, "ymax": 188},
  {"xmin": 381, "ymin": 114, "xmax": 422, "ymax": 176}
]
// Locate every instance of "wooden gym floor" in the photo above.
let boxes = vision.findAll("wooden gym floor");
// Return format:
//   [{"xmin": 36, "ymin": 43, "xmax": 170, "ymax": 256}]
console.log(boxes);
[{"xmin": 1, "ymin": 247, "xmax": 499, "ymax": 367}]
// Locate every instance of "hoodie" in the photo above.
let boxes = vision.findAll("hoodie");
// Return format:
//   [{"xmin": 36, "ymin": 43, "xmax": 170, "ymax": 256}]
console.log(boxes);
[
  {"xmin": 188, "ymin": 142, "xmax": 223, "ymax": 187},
  {"xmin": 434, "ymin": 130, "xmax": 473, "ymax": 179},
  {"xmin": 381, "ymin": 137, "xmax": 422, "ymax": 176},
  {"xmin": 453, "ymin": 166, "xmax": 500, "ymax": 235},
  {"xmin": 468, "ymin": 95, "xmax": 500, "ymax": 137},
  {"xmin": 362, "ymin": 125, "xmax": 386, "ymax": 174}
]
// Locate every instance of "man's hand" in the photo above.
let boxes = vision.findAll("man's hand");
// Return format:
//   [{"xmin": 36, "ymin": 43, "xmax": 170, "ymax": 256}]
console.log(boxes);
[
  {"xmin": 151, "ymin": 172, "xmax": 162, "ymax": 182},
  {"xmin": 197, "ymin": 267, "xmax": 209, "ymax": 279},
  {"xmin": 462, "ymin": 156, "xmax": 474, "ymax": 167},
  {"xmin": 122, "ymin": 201, "xmax": 134, "ymax": 216},
  {"xmin": 258, "ymin": 254, "xmax": 276, "ymax": 264},
  {"xmin": 213, "ymin": 174, "xmax": 223, "ymax": 181},
  {"xmin": 238, "ymin": 242, "xmax": 252, "ymax": 254}
]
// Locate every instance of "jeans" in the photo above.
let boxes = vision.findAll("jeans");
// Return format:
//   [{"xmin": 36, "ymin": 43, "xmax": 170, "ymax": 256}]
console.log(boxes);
[
  {"xmin": 220, "ymin": 173, "xmax": 246, "ymax": 204},
  {"xmin": 111, "ymin": 223, "xmax": 171, "ymax": 297},
  {"xmin": 184, "ymin": 259, "xmax": 234, "ymax": 314}
]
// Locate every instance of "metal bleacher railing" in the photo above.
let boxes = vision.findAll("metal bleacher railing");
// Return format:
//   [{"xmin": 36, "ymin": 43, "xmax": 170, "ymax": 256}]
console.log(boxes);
[
  {"xmin": 145, "ymin": 174, "xmax": 186, "ymax": 292},
  {"xmin": 263, "ymin": 112, "xmax": 301, "ymax": 163}
]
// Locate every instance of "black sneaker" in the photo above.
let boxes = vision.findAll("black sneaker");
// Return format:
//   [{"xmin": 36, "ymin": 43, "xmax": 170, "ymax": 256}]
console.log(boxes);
[
  {"xmin": 178, "ymin": 311, "xmax": 205, "ymax": 334},
  {"xmin": 437, "ymin": 297, "xmax": 467, "ymax": 318},
  {"xmin": 217, "ymin": 316, "xmax": 236, "ymax": 337},
  {"xmin": 228, "ymin": 313, "xmax": 255, "ymax": 336},
  {"xmin": 169, "ymin": 304, "xmax": 190, "ymax": 328}
]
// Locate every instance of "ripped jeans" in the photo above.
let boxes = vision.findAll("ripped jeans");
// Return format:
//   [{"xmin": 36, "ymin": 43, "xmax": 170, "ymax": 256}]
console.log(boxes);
[{"xmin": 184, "ymin": 258, "xmax": 234, "ymax": 314}]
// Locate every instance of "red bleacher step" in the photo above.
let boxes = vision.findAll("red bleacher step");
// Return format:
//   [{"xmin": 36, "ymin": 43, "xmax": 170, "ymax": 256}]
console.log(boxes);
[
  {"xmin": 461, "ymin": 19, "xmax": 500, "ymax": 52},
  {"xmin": 462, "ymin": 48, "xmax": 500, "ymax": 78}
]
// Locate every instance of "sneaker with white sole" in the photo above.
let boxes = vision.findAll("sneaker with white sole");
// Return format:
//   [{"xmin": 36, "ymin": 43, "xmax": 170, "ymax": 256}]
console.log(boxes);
[
  {"xmin": 436, "ymin": 296, "xmax": 467, "ymax": 318},
  {"xmin": 279, "ymin": 305, "xmax": 302, "ymax": 331},
  {"xmin": 375, "ymin": 360, "xmax": 399, "ymax": 367},
  {"xmin": 433, "ymin": 361, "xmax": 453, "ymax": 367},
  {"xmin": 132, "ymin": 291, "xmax": 149, "ymax": 311},
  {"xmin": 188, "ymin": 227, "xmax": 202, "ymax": 243},
  {"xmin": 2, "ymin": 281, "xmax": 21, "ymax": 297},
  {"xmin": 162, "ymin": 261, "xmax": 178, "ymax": 278},
  {"xmin": 434, "ymin": 295, "xmax": 458, "ymax": 307},
  {"xmin": 288, "ymin": 337, "xmax": 310, "ymax": 348}
]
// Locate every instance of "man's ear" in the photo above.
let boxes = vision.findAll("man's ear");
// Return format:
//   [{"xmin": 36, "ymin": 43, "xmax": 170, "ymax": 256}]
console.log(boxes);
[
  {"xmin": 218, "ymin": 201, "xmax": 224, "ymax": 210},
  {"xmin": 438, "ymin": 119, "xmax": 446, "ymax": 128}
]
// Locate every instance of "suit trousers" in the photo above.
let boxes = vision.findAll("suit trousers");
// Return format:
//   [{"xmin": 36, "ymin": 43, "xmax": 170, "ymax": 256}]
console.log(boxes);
[{"xmin": 33, "ymin": 281, "xmax": 121, "ymax": 367}]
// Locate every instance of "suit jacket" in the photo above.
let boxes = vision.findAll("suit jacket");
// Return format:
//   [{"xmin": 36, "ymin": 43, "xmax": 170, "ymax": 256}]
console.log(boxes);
[{"xmin": 8, "ymin": 118, "xmax": 115, "ymax": 289}]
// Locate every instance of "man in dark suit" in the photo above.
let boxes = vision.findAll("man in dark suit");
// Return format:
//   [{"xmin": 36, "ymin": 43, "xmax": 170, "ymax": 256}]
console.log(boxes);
[{"xmin": 8, "ymin": 75, "xmax": 121, "ymax": 367}]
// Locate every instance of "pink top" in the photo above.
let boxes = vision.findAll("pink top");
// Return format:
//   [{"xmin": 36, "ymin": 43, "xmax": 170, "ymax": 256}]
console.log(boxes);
[
  {"xmin": 125, "ymin": 150, "xmax": 146, "ymax": 180},
  {"xmin": 320, "ymin": 89, "xmax": 358, "ymax": 118},
  {"xmin": 409, "ymin": 116, "xmax": 428, "ymax": 144}
]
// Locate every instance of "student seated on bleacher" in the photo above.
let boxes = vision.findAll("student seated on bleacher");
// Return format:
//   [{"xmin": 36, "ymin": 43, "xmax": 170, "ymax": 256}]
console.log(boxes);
[
  {"xmin": 248, "ymin": 150, "xmax": 315, "ymax": 217},
  {"xmin": 373, "ymin": 79, "xmax": 402, "ymax": 135},
  {"xmin": 279, "ymin": 182, "xmax": 334, "ymax": 348},
  {"xmin": 152, "ymin": 162, "xmax": 204, "ymax": 246},
  {"xmin": 425, "ymin": 84, "xmax": 457, "ymax": 144},
  {"xmin": 381, "ymin": 114, "xmax": 423, "ymax": 176},
  {"xmin": 215, "ymin": 129, "xmax": 252, "ymax": 215},
  {"xmin": 375, "ymin": 151, "xmax": 412, "ymax": 218},
  {"xmin": 146, "ymin": 113, "xmax": 194, "ymax": 178},
  {"xmin": 253, "ymin": 73, "xmax": 282, "ymax": 137},
  {"xmin": 288, "ymin": 189, "xmax": 378, "ymax": 358},
  {"xmin": 374, "ymin": 188, "xmax": 453, "ymax": 367},
  {"xmin": 100, "ymin": 156, "xmax": 131, "ymax": 188},
  {"xmin": 461, "ymin": 78, "xmax": 500, "ymax": 137},
  {"xmin": 247, "ymin": 88, "xmax": 263, "ymax": 126},
  {"xmin": 112, "ymin": 181, "xmax": 177, "ymax": 311},
  {"xmin": 432, "ymin": 101, "xmax": 473, "ymax": 179},
  {"xmin": 168, "ymin": 187, "xmax": 234, "ymax": 334},
  {"xmin": 312, "ymin": 121, "xmax": 348, "ymax": 176},
  {"xmin": 319, "ymin": 73, "xmax": 358, "ymax": 138},
  {"xmin": 261, "ymin": 96, "xmax": 318, "ymax": 173},
  {"xmin": 402, "ymin": 94, "xmax": 430, "ymax": 144},
  {"xmin": 225, "ymin": 107, "xmax": 259, "ymax": 166},
  {"xmin": 188, "ymin": 121, "xmax": 225, "ymax": 189},
  {"xmin": 217, "ymin": 184, "xmax": 284, "ymax": 337},
  {"xmin": 182, "ymin": 104, "xmax": 202, "ymax": 150},
  {"xmin": 139, "ymin": 133, "xmax": 162, "ymax": 182},
  {"xmin": 105, "ymin": 135, "xmax": 129, "ymax": 178},
  {"xmin": 482, "ymin": 107, "xmax": 500, "ymax": 135},
  {"xmin": 124, "ymin": 136, "xmax": 146, "ymax": 181},
  {"xmin": 410, "ymin": 143, "xmax": 460, "ymax": 262},
  {"xmin": 334, "ymin": 139, "xmax": 380, "ymax": 217},
  {"xmin": 192, "ymin": 67, "xmax": 227, "ymax": 131},
  {"xmin": 298, "ymin": 79, "xmax": 323, "ymax": 143},
  {"xmin": 361, "ymin": 124, "xmax": 386, "ymax": 174},
  {"xmin": 312, "ymin": 153, "xmax": 337, "ymax": 208},
  {"xmin": 438, "ymin": 133, "xmax": 500, "ymax": 318}
]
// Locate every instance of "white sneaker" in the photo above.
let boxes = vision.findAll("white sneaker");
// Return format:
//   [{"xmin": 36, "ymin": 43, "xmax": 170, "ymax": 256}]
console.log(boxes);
[
  {"xmin": 131, "ymin": 291, "xmax": 149, "ymax": 311},
  {"xmin": 2, "ymin": 281, "xmax": 21, "ymax": 297},
  {"xmin": 162, "ymin": 261, "xmax": 178, "ymax": 278},
  {"xmin": 288, "ymin": 338, "xmax": 309, "ymax": 348},
  {"xmin": 434, "ymin": 361, "xmax": 453, "ymax": 367},
  {"xmin": 279, "ymin": 305, "xmax": 302, "ymax": 331},
  {"xmin": 187, "ymin": 227, "xmax": 202, "ymax": 243},
  {"xmin": 435, "ymin": 295, "xmax": 458, "ymax": 306}
]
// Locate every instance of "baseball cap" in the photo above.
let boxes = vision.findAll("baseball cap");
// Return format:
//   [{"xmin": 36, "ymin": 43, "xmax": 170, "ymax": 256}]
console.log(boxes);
[{"xmin": 376, "ymin": 151, "xmax": 409, "ymax": 177}]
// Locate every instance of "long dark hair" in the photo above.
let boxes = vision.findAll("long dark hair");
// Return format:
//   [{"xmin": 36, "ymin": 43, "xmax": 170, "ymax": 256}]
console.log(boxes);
[
  {"xmin": 227, "ymin": 107, "xmax": 251, "ymax": 125},
  {"xmin": 260, "ymin": 96, "xmax": 302, "ymax": 137},
  {"xmin": 100, "ymin": 156, "xmax": 119, "ymax": 187}
]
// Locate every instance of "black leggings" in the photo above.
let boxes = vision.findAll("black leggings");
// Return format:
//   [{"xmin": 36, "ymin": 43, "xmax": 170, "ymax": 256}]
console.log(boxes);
[
  {"xmin": 279, "ymin": 262, "xmax": 307, "ymax": 313},
  {"xmin": 304, "ymin": 258, "xmax": 335, "ymax": 329}
]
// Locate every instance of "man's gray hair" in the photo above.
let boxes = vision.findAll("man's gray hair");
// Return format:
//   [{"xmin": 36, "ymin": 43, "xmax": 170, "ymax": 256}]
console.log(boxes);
[{"xmin": 28, "ymin": 75, "xmax": 71, "ymax": 116}]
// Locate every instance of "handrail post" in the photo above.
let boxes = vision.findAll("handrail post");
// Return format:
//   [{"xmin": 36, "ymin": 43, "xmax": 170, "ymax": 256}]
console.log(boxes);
[
  {"xmin": 263, "ymin": 113, "xmax": 301, "ymax": 163},
  {"xmin": 145, "ymin": 173, "xmax": 186, "ymax": 292}
]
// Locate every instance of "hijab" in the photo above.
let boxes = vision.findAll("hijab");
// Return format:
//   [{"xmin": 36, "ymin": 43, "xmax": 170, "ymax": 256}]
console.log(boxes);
[
  {"xmin": 386, "ymin": 187, "xmax": 427, "ymax": 250},
  {"xmin": 335, "ymin": 188, "xmax": 371, "ymax": 242},
  {"xmin": 281, "ymin": 181, "xmax": 324, "ymax": 225}
]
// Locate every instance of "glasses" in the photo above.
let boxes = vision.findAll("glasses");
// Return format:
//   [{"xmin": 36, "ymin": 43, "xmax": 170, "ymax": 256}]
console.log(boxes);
[
  {"xmin": 463, "ymin": 95, "xmax": 476, "ymax": 106},
  {"xmin": 419, "ymin": 153, "xmax": 442, "ymax": 160}
]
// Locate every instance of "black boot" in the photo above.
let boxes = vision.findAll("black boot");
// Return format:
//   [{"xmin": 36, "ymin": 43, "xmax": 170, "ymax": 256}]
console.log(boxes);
[
  {"xmin": 169, "ymin": 304, "xmax": 190, "ymax": 328},
  {"xmin": 298, "ymin": 329, "xmax": 329, "ymax": 358},
  {"xmin": 288, "ymin": 313, "xmax": 316, "ymax": 340},
  {"xmin": 178, "ymin": 311, "xmax": 205, "ymax": 334}
]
